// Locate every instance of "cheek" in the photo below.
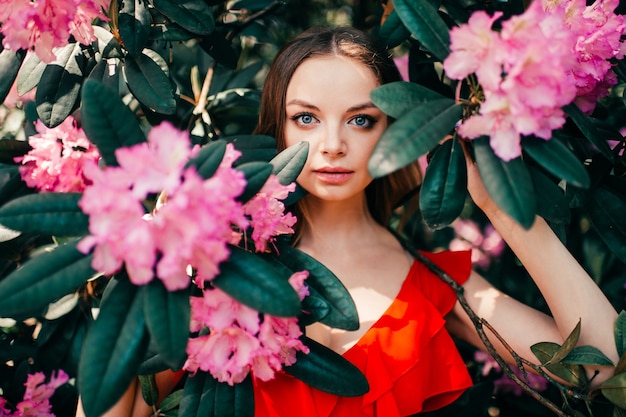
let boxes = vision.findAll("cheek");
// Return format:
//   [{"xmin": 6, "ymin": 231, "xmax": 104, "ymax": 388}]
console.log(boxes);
[{"xmin": 283, "ymin": 124, "xmax": 300, "ymax": 148}]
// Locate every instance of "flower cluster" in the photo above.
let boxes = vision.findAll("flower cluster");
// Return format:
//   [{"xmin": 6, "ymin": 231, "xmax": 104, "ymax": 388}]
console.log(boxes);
[
  {"xmin": 184, "ymin": 271, "xmax": 310, "ymax": 385},
  {"xmin": 0, "ymin": 0, "xmax": 110, "ymax": 63},
  {"xmin": 77, "ymin": 121, "xmax": 297, "ymax": 291},
  {"xmin": 0, "ymin": 370, "xmax": 68, "ymax": 417},
  {"xmin": 443, "ymin": 0, "xmax": 626, "ymax": 161},
  {"xmin": 15, "ymin": 116, "xmax": 101, "ymax": 193},
  {"xmin": 449, "ymin": 218, "xmax": 504, "ymax": 270}
]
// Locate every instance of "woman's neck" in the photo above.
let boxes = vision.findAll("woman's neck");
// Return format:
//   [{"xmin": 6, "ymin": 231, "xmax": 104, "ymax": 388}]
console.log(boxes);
[{"xmin": 296, "ymin": 194, "xmax": 387, "ymax": 256}]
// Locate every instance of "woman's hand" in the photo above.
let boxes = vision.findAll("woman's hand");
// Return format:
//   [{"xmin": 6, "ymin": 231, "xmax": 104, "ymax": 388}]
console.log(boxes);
[{"xmin": 461, "ymin": 140, "xmax": 498, "ymax": 215}]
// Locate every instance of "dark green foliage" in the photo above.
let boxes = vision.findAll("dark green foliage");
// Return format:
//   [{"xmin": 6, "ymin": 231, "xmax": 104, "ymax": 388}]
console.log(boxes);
[{"xmin": 1, "ymin": 1, "xmax": 626, "ymax": 416}]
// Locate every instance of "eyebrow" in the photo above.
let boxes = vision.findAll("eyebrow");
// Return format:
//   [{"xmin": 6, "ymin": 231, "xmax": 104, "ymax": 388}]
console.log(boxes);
[{"xmin": 286, "ymin": 99, "xmax": 378, "ymax": 113}]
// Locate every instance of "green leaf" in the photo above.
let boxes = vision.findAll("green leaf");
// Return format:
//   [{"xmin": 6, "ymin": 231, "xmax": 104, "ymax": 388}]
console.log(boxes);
[
  {"xmin": 0, "ymin": 139, "xmax": 31, "ymax": 164},
  {"xmin": 377, "ymin": 10, "xmax": 411, "ymax": 49},
  {"xmin": 142, "ymin": 280, "xmax": 190, "ymax": 370},
  {"xmin": 179, "ymin": 372, "xmax": 216, "ymax": 417},
  {"xmin": 371, "ymin": 81, "xmax": 446, "ymax": 119},
  {"xmin": 78, "ymin": 276, "xmax": 150, "ymax": 417},
  {"xmin": 298, "ymin": 286, "xmax": 330, "ymax": 326},
  {"xmin": 393, "ymin": 0, "xmax": 451, "ymax": 61},
  {"xmin": 237, "ymin": 161, "xmax": 273, "ymax": 203},
  {"xmin": 36, "ymin": 43, "xmax": 86, "ymax": 127},
  {"xmin": 616, "ymin": 311, "xmax": 626, "ymax": 358},
  {"xmin": 564, "ymin": 104, "xmax": 614, "ymax": 162},
  {"xmin": 602, "ymin": 372, "xmax": 626, "ymax": 409},
  {"xmin": 186, "ymin": 140, "xmax": 227, "ymax": 179},
  {"xmin": 228, "ymin": 0, "xmax": 273, "ymax": 11},
  {"xmin": 420, "ymin": 139, "xmax": 467, "ymax": 229},
  {"xmin": 123, "ymin": 51, "xmax": 176, "ymax": 114},
  {"xmin": 179, "ymin": 373, "xmax": 253, "ymax": 417},
  {"xmin": 0, "ymin": 241, "xmax": 94, "ymax": 319},
  {"xmin": 0, "ymin": 48, "xmax": 26, "ymax": 103},
  {"xmin": 139, "ymin": 374, "xmax": 160, "ymax": 407},
  {"xmin": 531, "ymin": 341, "xmax": 587, "ymax": 387},
  {"xmin": 616, "ymin": 351, "xmax": 626, "ymax": 375},
  {"xmin": 529, "ymin": 167, "xmax": 571, "ymax": 225},
  {"xmin": 542, "ymin": 320, "xmax": 580, "ymax": 365},
  {"xmin": 81, "ymin": 79, "xmax": 146, "ymax": 166},
  {"xmin": 270, "ymin": 141, "xmax": 308, "ymax": 186},
  {"xmin": 224, "ymin": 135, "xmax": 277, "ymax": 165},
  {"xmin": 16, "ymin": 52, "xmax": 46, "ymax": 96},
  {"xmin": 224, "ymin": 61, "xmax": 266, "ymax": 91},
  {"xmin": 87, "ymin": 59, "xmax": 120, "ymax": 93},
  {"xmin": 369, "ymin": 99, "xmax": 461, "ymax": 178},
  {"xmin": 522, "ymin": 136, "xmax": 590, "ymax": 188},
  {"xmin": 615, "ymin": 405, "xmax": 626, "ymax": 417},
  {"xmin": 160, "ymin": 389, "xmax": 183, "ymax": 413},
  {"xmin": 198, "ymin": 30, "xmax": 239, "ymax": 70},
  {"xmin": 274, "ymin": 243, "xmax": 358, "ymax": 330},
  {"xmin": 285, "ymin": 336, "xmax": 368, "ymax": 396},
  {"xmin": 93, "ymin": 25, "xmax": 123, "ymax": 59},
  {"xmin": 152, "ymin": 0, "xmax": 216, "ymax": 35},
  {"xmin": 213, "ymin": 375, "xmax": 254, "ymax": 417},
  {"xmin": 473, "ymin": 137, "xmax": 536, "ymax": 229},
  {"xmin": 118, "ymin": 0, "xmax": 151, "ymax": 56},
  {"xmin": 212, "ymin": 246, "xmax": 301, "ymax": 317},
  {"xmin": 562, "ymin": 345, "xmax": 615, "ymax": 366},
  {"xmin": 585, "ymin": 185, "xmax": 626, "ymax": 260},
  {"xmin": 0, "ymin": 193, "xmax": 89, "ymax": 236},
  {"xmin": 0, "ymin": 164, "xmax": 28, "ymax": 206}
]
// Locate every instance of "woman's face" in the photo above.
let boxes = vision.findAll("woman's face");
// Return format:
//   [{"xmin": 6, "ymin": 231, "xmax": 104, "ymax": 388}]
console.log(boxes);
[{"xmin": 284, "ymin": 55, "xmax": 387, "ymax": 203}]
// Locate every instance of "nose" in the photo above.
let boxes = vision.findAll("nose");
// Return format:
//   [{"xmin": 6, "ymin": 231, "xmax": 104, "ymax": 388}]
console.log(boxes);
[{"xmin": 320, "ymin": 124, "xmax": 346, "ymax": 156}]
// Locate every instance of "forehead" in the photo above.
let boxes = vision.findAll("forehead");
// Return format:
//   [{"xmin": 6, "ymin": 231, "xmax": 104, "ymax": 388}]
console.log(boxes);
[{"xmin": 286, "ymin": 55, "xmax": 380, "ymax": 104}]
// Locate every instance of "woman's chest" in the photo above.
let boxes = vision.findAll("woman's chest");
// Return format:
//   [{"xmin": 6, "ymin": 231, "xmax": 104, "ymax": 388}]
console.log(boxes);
[{"xmin": 306, "ymin": 253, "xmax": 413, "ymax": 354}]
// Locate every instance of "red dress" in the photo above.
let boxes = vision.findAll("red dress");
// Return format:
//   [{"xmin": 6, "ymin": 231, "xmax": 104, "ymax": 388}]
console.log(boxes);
[{"xmin": 253, "ymin": 250, "xmax": 473, "ymax": 417}]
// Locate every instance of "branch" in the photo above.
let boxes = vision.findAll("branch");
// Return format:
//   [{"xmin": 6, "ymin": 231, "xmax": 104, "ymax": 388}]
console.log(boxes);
[{"xmin": 391, "ymin": 230, "xmax": 585, "ymax": 416}]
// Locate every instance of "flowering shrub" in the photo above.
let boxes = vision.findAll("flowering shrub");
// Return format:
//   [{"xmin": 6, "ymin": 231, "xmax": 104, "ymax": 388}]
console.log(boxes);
[
  {"xmin": 0, "ymin": 371, "xmax": 68, "ymax": 417},
  {"xmin": 449, "ymin": 219, "xmax": 504, "ymax": 270},
  {"xmin": 442, "ymin": 0, "xmax": 626, "ymax": 161},
  {"xmin": 15, "ymin": 116, "xmax": 100, "ymax": 193},
  {"xmin": 0, "ymin": 0, "xmax": 110, "ymax": 63},
  {"xmin": 184, "ymin": 271, "xmax": 309, "ymax": 384},
  {"xmin": 0, "ymin": 0, "xmax": 625, "ymax": 416}
]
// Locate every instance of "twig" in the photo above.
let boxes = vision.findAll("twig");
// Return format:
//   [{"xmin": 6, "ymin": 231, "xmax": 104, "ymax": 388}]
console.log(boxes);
[{"xmin": 391, "ymin": 230, "xmax": 574, "ymax": 417}]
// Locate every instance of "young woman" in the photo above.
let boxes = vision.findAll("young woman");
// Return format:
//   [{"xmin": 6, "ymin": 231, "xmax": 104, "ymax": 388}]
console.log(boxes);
[{"xmin": 80, "ymin": 26, "xmax": 619, "ymax": 417}]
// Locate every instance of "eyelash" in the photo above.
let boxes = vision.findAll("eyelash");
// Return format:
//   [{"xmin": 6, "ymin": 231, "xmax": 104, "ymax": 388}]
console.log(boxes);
[
  {"xmin": 290, "ymin": 112, "xmax": 317, "ymax": 126},
  {"xmin": 349, "ymin": 114, "xmax": 377, "ymax": 129},
  {"xmin": 289, "ymin": 112, "xmax": 378, "ymax": 129}
]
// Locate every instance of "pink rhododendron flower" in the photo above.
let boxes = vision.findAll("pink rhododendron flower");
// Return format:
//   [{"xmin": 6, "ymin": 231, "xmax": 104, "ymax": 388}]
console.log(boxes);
[
  {"xmin": 474, "ymin": 351, "xmax": 547, "ymax": 396},
  {"xmin": 184, "ymin": 271, "xmax": 309, "ymax": 385},
  {"xmin": 5, "ymin": 370, "xmax": 70, "ymax": 417},
  {"xmin": 244, "ymin": 175, "xmax": 296, "ymax": 252},
  {"xmin": 544, "ymin": 0, "xmax": 626, "ymax": 112},
  {"xmin": 79, "ymin": 123, "xmax": 250, "ymax": 290},
  {"xmin": 449, "ymin": 219, "xmax": 504, "ymax": 270},
  {"xmin": 444, "ymin": 0, "xmax": 626, "ymax": 160},
  {"xmin": 15, "ymin": 116, "xmax": 101, "ymax": 193},
  {"xmin": 0, "ymin": 398, "xmax": 10, "ymax": 417},
  {"xmin": 116, "ymin": 122, "xmax": 194, "ymax": 198},
  {"xmin": 0, "ymin": 0, "xmax": 110, "ymax": 63},
  {"xmin": 444, "ymin": 11, "xmax": 504, "ymax": 90}
]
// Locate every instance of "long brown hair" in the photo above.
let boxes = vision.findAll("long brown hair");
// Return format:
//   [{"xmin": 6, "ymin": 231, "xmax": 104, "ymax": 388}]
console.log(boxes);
[{"xmin": 254, "ymin": 26, "xmax": 421, "ymax": 240}]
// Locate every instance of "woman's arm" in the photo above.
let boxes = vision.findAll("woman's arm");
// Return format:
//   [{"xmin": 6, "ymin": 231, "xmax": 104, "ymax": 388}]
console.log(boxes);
[
  {"xmin": 75, "ymin": 370, "xmax": 184, "ymax": 417},
  {"xmin": 448, "ymin": 154, "xmax": 619, "ymax": 384}
]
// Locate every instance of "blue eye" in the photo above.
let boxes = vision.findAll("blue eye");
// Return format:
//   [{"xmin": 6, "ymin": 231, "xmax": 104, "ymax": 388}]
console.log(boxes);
[
  {"xmin": 290, "ymin": 112, "xmax": 317, "ymax": 126},
  {"xmin": 350, "ymin": 115, "xmax": 376, "ymax": 128}
]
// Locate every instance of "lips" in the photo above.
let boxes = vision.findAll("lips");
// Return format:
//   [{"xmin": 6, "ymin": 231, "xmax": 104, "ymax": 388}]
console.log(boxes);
[{"xmin": 313, "ymin": 167, "xmax": 354, "ymax": 184}]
